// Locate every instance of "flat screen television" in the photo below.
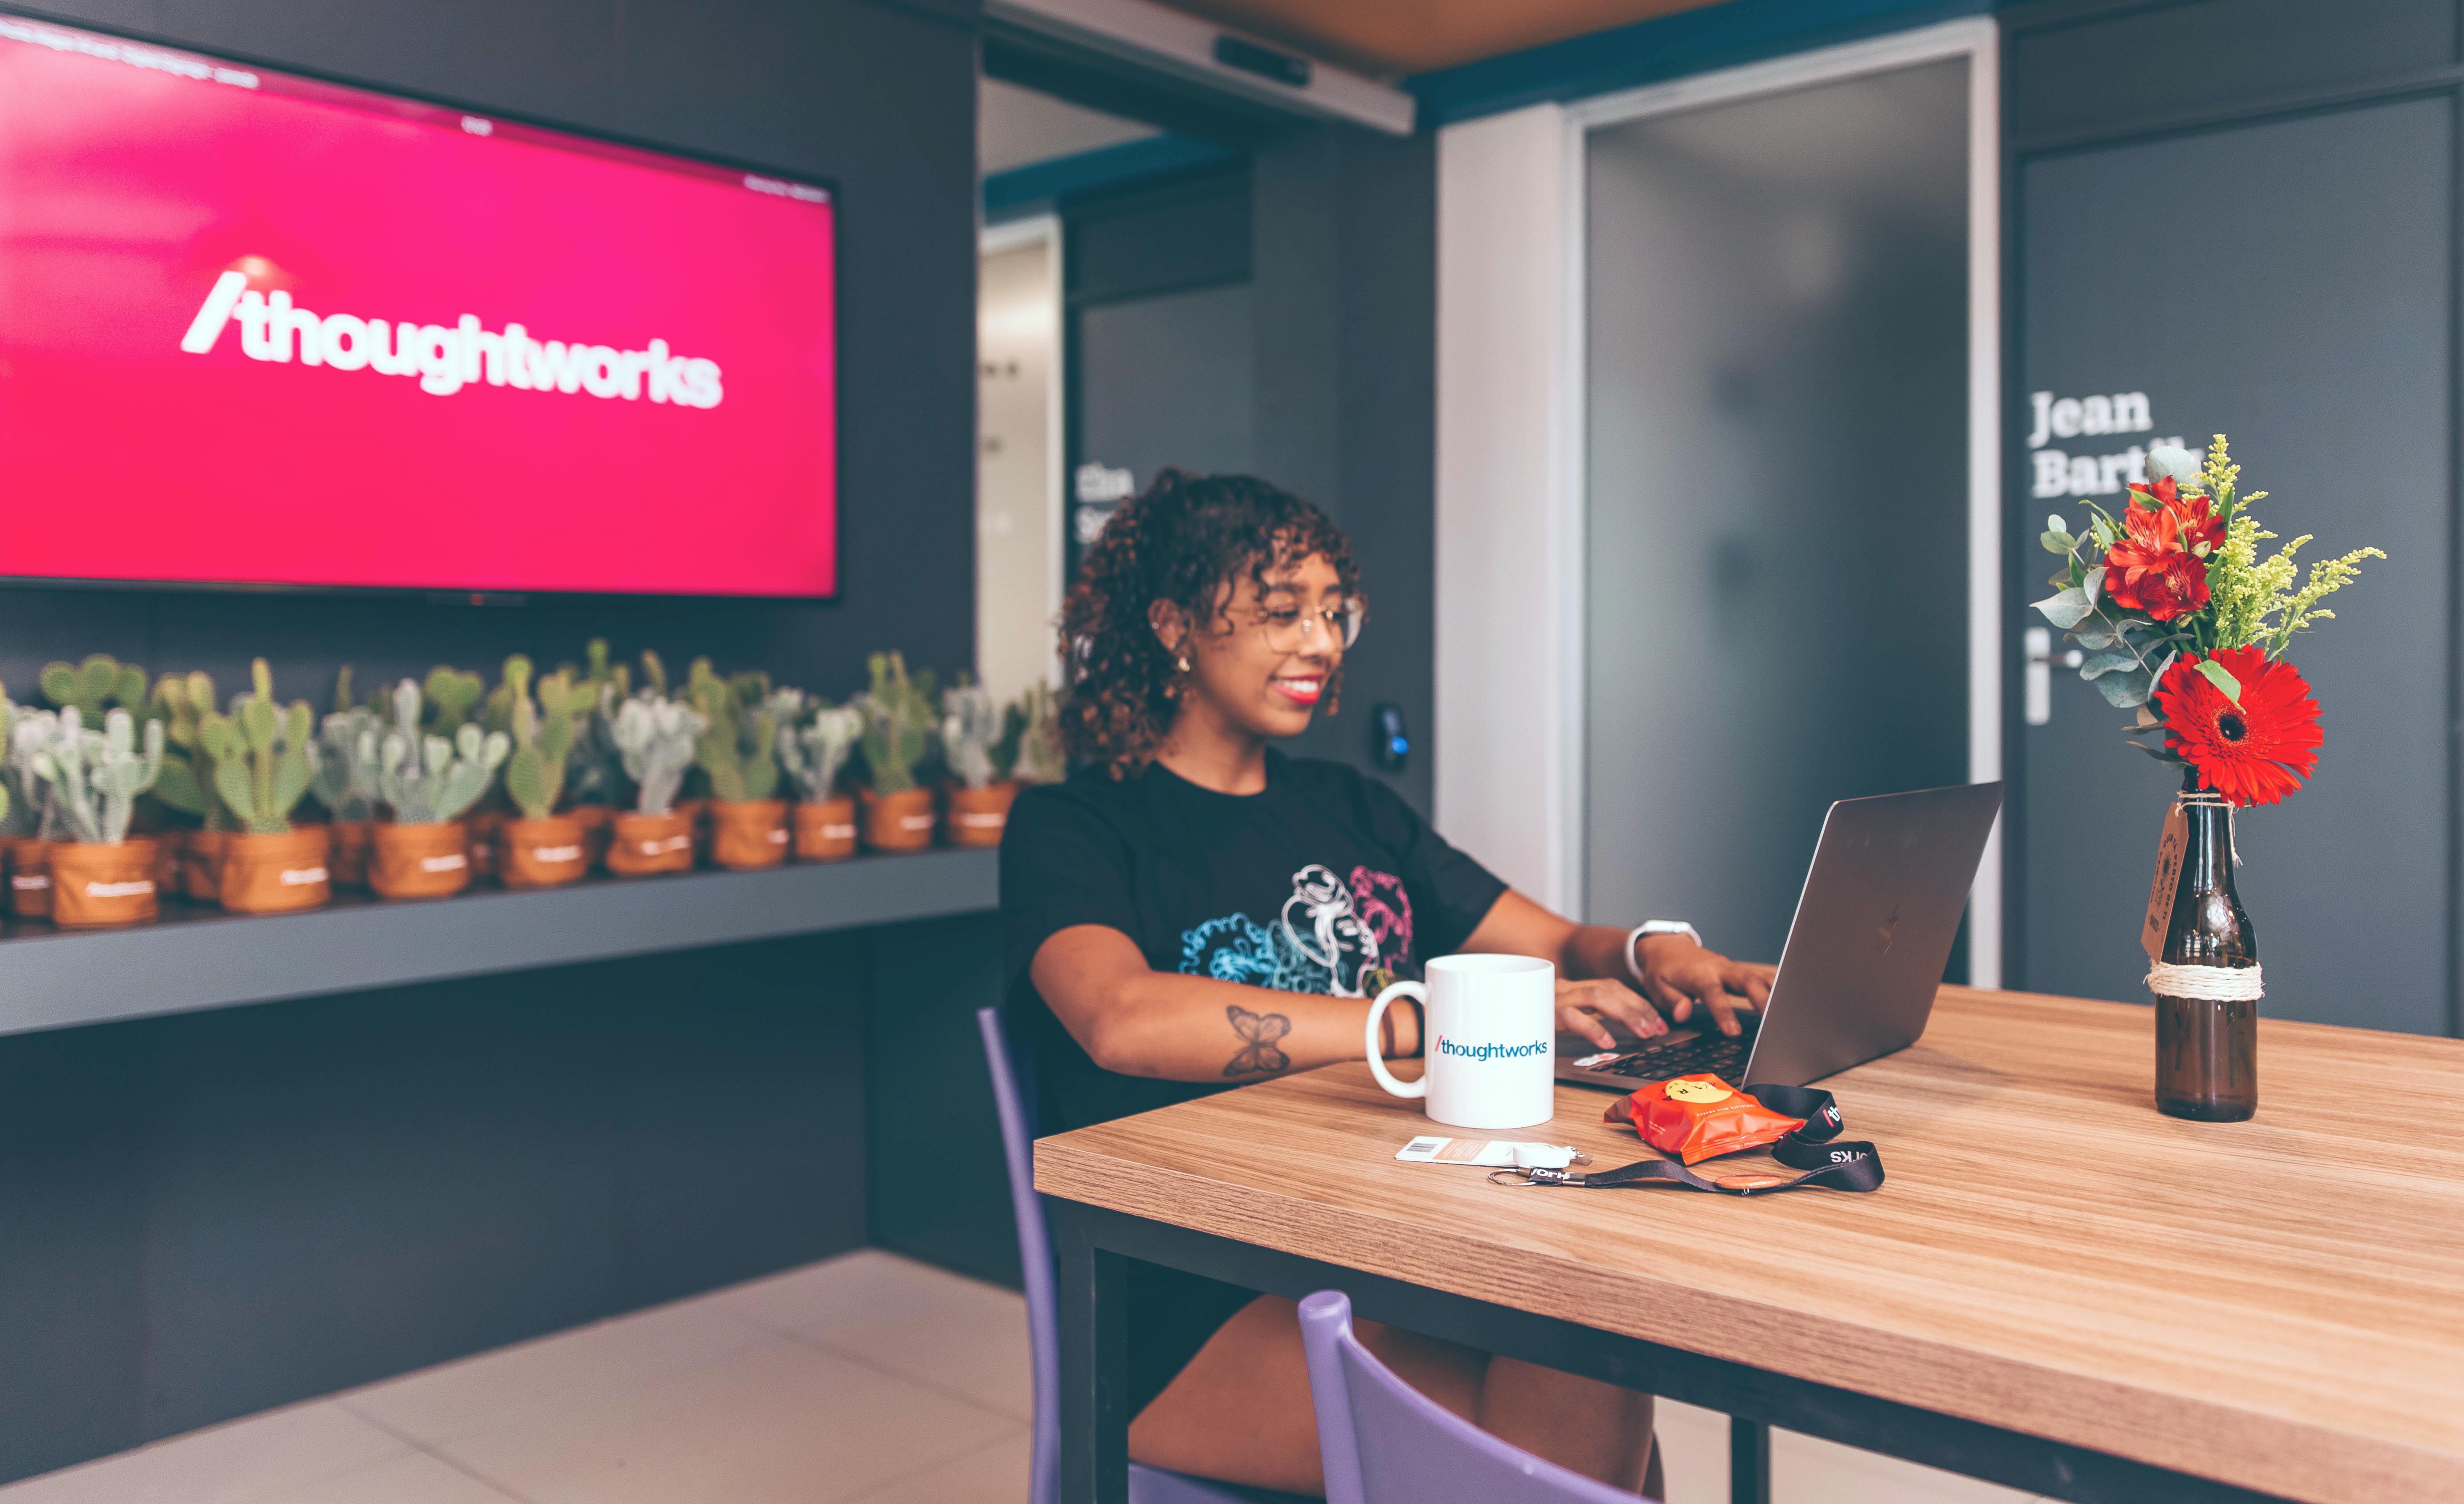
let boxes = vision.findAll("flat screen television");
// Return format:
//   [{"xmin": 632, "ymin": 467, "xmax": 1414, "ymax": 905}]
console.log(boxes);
[{"xmin": 0, "ymin": 14, "xmax": 839, "ymax": 597}]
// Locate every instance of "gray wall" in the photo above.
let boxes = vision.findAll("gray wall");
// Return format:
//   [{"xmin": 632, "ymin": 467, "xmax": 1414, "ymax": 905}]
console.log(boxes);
[{"xmin": 0, "ymin": 0, "xmax": 981, "ymax": 1484}]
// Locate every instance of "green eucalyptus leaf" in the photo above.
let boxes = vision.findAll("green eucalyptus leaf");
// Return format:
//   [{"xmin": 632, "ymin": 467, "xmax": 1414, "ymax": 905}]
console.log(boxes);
[
  {"xmin": 2046, "ymin": 513, "xmax": 2067, "ymax": 535},
  {"xmin": 2080, "ymin": 648, "xmax": 2140, "ymax": 680},
  {"xmin": 2073, "ymin": 628, "xmax": 2117, "ymax": 650},
  {"xmin": 2094, "ymin": 668, "xmax": 2154, "ymax": 708},
  {"xmin": 2196, "ymin": 658, "xmax": 2243, "ymax": 704},
  {"xmin": 2031, "ymin": 588, "xmax": 2095, "ymax": 630},
  {"xmin": 2082, "ymin": 566, "xmax": 2106, "ymax": 607},
  {"xmin": 2040, "ymin": 530, "xmax": 2075, "ymax": 554}
]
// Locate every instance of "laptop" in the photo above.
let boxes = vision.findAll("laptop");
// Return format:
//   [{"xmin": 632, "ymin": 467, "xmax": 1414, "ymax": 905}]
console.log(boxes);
[{"xmin": 1557, "ymin": 782, "xmax": 2003, "ymax": 1091}]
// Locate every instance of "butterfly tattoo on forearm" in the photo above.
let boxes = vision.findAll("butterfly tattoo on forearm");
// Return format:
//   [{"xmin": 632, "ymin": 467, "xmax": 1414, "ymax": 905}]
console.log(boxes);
[{"xmin": 1223, "ymin": 1004, "xmax": 1294, "ymax": 1077}]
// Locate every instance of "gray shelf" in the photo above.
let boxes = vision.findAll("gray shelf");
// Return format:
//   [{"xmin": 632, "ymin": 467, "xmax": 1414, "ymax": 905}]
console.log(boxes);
[{"xmin": 0, "ymin": 847, "xmax": 1000, "ymax": 1038}]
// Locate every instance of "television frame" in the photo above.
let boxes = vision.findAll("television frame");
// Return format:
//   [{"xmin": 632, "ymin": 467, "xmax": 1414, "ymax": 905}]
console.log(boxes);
[{"xmin": 0, "ymin": 4, "xmax": 846, "ymax": 606}]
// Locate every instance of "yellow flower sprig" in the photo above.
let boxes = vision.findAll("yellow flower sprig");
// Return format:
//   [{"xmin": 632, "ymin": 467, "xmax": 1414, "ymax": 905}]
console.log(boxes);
[{"xmin": 2192, "ymin": 434, "xmax": 2382, "ymax": 660}]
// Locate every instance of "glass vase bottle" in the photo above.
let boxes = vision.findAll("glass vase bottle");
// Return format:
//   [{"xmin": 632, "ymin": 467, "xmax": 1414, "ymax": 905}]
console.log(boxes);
[{"xmin": 2153, "ymin": 772, "xmax": 2258, "ymax": 1121}]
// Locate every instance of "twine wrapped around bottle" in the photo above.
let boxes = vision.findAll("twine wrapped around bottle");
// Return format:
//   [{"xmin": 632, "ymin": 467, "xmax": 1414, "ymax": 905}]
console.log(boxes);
[{"xmin": 2145, "ymin": 788, "xmax": 2262, "ymax": 1003}]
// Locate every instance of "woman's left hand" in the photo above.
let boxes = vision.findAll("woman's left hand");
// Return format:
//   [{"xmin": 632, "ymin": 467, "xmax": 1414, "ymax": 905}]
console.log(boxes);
[{"xmin": 1635, "ymin": 935, "xmax": 1769, "ymax": 1037}]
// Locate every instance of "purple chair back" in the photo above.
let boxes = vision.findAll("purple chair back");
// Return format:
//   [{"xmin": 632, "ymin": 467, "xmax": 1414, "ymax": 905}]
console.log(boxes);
[
  {"xmin": 1299, "ymin": 1289, "xmax": 1655, "ymax": 1504},
  {"xmin": 978, "ymin": 1007, "xmax": 1287, "ymax": 1504}
]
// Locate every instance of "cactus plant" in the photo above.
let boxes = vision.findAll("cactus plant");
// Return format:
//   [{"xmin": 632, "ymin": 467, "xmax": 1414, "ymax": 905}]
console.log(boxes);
[
  {"xmin": 611, "ymin": 694, "xmax": 706, "ymax": 815},
  {"xmin": 780, "ymin": 703, "xmax": 864, "ymax": 802},
  {"xmin": 376, "ymin": 679, "xmax": 509, "ymax": 823},
  {"xmin": 143, "ymin": 671, "xmax": 225, "ymax": 827},
  {"xmin": 638, "ymin": 650, "xmax": 669, "ymax": 697},
  {"xmin": 1002, "ymin": 682, "xmax": 1068, "ymax": 786},
  {"xmin": 311, "ymin": 706, "xmax": 385, "ymax": 822},
  {"xmin": 0, "ymin": 684, "xmax": 39, "ymax": 837},
  {"xmin": 421, "ymin": 666, "xmax": 485, "ymax": 734},
  {"xmin": 42, "ymin": 654, "xmax": 148, "ymax": 723},
  {"xmin": 505, "ymin": 666, "xmax": 591, "ymax": 820},
  {"xmin": 688, "ymin": 660, "xmax": 783, "ymax": 803},
  {"xmin": 942, "ymin": 677, "xmax": 1001, "ymax": 790},
  {"xmin": 7, "ymin": 703, "xmax": 66, "ymax": 838},
  {"xmin": 858, "ymin": 652, "xmax": 936, "ymax": 795},
  {"xmin": 198, "ymin": 660, "xmax": 317, "ymax": 835},
  {"xmin": 34, "ymin": 707, "xmax": 165, "ymax": 845}
]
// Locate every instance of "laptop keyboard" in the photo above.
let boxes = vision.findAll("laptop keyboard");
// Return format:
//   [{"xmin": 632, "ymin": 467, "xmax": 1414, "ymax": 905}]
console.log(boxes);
[{"xmin": 1584, "ymin": 1026, "xmax": 1756, "ymax": 1083}]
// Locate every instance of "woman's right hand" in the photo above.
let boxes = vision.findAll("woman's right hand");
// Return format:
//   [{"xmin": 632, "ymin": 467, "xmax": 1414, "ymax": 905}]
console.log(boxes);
[{"xmin": 1555, "ymin": 976, "xmax": 1667, "ymax": 1050}]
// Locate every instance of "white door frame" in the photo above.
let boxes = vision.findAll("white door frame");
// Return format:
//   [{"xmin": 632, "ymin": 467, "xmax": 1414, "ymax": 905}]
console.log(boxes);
[
  {"xmin": 1434, "ymin": 16, "xmax": 2004, "ymax": 983},
  {"xmin": 978, "ymin": 213, "xmax": 1069, "ymax": 698}
]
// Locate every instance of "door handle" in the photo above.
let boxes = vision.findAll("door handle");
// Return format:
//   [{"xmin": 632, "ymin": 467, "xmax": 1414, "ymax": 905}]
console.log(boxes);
[{"xmin": 2023, "ymin": 626, "xmax": 2082, "ymax": 726}]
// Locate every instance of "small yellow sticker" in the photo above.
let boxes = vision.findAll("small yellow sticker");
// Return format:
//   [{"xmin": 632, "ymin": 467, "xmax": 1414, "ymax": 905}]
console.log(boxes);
[{"xmin": 1663, "ymin": 1078, "xmax": 1733, "ymax": 1104}]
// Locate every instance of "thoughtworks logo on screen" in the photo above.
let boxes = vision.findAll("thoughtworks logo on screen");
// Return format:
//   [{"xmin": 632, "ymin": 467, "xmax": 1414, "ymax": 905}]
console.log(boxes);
[
  {"xmin": 1433, "ymin": 1037, "xmax": 1549, "ymax": 1063},
  {"xmin": 178, "ymin": 269, "xmax": 724, "ymax": 407}
]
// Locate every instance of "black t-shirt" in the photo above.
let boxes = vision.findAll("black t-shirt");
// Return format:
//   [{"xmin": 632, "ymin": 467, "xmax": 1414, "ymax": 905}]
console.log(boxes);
[{"xmin": 1000, "ymin": 750, "xmax": 1510, "ymax": 1134}]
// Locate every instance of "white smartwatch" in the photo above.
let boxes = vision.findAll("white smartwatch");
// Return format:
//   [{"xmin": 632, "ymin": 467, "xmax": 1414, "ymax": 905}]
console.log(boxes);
[{"xmin": 1623, "ymin": 920, "xmax": 1703, "ymax": 987}]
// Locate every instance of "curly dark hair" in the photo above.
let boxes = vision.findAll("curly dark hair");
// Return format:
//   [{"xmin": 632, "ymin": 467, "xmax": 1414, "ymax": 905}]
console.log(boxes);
[{"xmin": 1058, "ymin": 470, "xmax": 1362, "ymax": 778}]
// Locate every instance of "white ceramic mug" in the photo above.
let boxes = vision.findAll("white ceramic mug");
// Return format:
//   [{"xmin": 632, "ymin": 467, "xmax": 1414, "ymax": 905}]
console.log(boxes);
[{"xmin": 1365, "ymin": 954, "xmax": 1556, "ymax": 1129}]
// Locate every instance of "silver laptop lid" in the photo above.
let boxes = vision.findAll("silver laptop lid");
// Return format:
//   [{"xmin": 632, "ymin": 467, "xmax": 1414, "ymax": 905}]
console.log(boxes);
[{"xmin": 1740, "ymin": 782, "xmax": 2003, "ymax": 1087}]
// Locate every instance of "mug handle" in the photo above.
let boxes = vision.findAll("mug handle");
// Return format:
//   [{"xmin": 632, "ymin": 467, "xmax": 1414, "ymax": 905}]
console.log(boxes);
[{"xmin": 1365, "ymin": 979, "xmax": 1427, "ymax": 1098}]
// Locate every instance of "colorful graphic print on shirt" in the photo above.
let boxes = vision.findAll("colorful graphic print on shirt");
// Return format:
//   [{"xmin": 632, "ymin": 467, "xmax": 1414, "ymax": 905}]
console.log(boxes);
[{"xmin": 1178, "ymin": 864, "xmax": 1414, "ymax": 998}]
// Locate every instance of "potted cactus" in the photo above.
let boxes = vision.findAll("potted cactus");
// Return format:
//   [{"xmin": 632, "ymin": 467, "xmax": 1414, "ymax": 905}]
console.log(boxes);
[
  {"xmin": 43, "ymin": 654, "xmax": 148, "ymax": 724},
  {"xmin": 35, "ymin": 708, "xmax": 165, "ymax": 927},
  {"xmin": 781, "ymin": 702, "xmax": 864, "ymax": 861},
  {"xmin": 310, "ymin": 699, "xmax": 385, "ymax": 889},
  {"xmin": 199, "ymin": 660, "xmax": 330, "ymax": 914},
  {"xmin": 501, "ymin": 660, "xmax": 594, "ymax": 889},
  {"xmin": 142, "ymin": 671, "xmax": 224, "ymax": 900},
  {"xmin": 941, "ymin": 676, "xmax": 1016, "ymax": 849},
  {"xmin": 561, "ymin": 640, "xmax": 631, "ymax": 866},
  {"xmin": 857, "ymin": 651, "xmax": 938, "ymax": 853},
  {"xmin": 27, "ymin": 655, "xmax": 146, "ymax": 915},
  {"xmin": 689, "ymin": 661, "xmax": 792, "ymax": 869},
  {"xmin": 4, "ymin": 697, "xmax": 62, "ymax": 917},
  {"xmin": 607, "ymin": 693, "xmax": 706, "ymax": 876},
  {"xmin": 369, "ymin": 679, "xmax": 508, "ymax": 899},
  {"xmin": 1004, "ymin": 681, "xmax": 1069, "ymax": 788}
]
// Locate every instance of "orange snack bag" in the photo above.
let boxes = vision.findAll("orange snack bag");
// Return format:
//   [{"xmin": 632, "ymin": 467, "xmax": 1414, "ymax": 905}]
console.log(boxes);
[{"xmin": 1604, "ymin": 1074, "xmax": 1805, "ymax": 1165}]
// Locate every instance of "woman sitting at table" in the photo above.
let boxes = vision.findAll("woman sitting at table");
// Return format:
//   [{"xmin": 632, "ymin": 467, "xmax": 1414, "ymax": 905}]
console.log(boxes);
[{"xmin": 1003, "ymin": 470, "xmax": 1765, "ymax": 1498}]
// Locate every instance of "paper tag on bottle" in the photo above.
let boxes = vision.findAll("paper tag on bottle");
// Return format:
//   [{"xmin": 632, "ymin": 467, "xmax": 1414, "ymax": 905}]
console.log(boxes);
[{"xmin": 2142, "ymin": 804, "xmax": 2189, "ymax": 959}]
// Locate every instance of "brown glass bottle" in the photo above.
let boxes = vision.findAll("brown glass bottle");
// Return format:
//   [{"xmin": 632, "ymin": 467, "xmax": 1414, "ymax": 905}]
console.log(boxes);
[{"xmin": 2154, "ymin": 774, "xmax": 2258, "ymax": 1121}]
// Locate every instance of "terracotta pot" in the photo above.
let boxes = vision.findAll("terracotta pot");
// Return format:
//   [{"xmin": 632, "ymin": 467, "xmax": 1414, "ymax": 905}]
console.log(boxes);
[
  {"xmin": 368, "ymin": 821, "xmax": 471, "ymax": 899},
  {"xmin": 49, "ymin": 839, "xmax": 162, "ymax": 928},
  {"xmin": 792, "ymin": 797, "xmax": 858, "ymax": 862},
  {"xmin": 709, "ymin": 800, "xmax": 789, "ymax": 870},
  {"xmin": 218, "ymin": 827, "xmax": 332, "ymax": 914},
  {"xmin": 327, "ymin": 820, "xmax": 374, "ymax": 888},
  {"xmin": 501, "ymin": 814, "xmax": 588, "ymax": 889},
  {"xmin": 571, "ymin": 804, "xmax": 615, "ymax": 870},
  {"xmin": 153, "ymin": 829, "xmax": 186, "ymax": 895},
  {"xmin": 7, "ymin": 837, "xmax": 50, "ymax": 919},
  {"xmin": 861, "ymin": 787, "xmax": 937, "ymax": 853},
  {"xmin": 466, "ymin": 809, "xmax": 505, "ymax": 882},
  {"xmin": 677, "ymin": 797, "xmax": 713, "ymax": 865},
  {"xmin": 945, "ymin": 782, "xmax": 1019, "ymax": 849},
  {"xmin": 607, "ymin": 810, "xmax": 695, "ymax": 876},
  {"xmin": 183, "ymin": 829, "xmax": 225, "ymax": 902}
]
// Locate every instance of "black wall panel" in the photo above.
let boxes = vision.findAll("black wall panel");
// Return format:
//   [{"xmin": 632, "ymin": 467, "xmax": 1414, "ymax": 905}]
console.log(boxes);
[{"xmin": 0, "ymin": 0, "xmax": 979, "ymax": 1482}]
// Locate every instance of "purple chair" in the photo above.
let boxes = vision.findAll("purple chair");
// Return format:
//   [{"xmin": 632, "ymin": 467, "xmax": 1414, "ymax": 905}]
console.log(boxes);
[
  {"xmin": 978, "ymin": 1007, "xmax": 1298, "ymax": 1504},
  {"xmin": 1300, "ymin": 1289, "xmax": 1660, "ymax": 1504}
]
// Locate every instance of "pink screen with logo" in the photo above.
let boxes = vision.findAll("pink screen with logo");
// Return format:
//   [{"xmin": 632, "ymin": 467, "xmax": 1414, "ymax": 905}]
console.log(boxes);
[{"xmin": 0, "ymin": 17, "xmax": 838, "ymax": 596}]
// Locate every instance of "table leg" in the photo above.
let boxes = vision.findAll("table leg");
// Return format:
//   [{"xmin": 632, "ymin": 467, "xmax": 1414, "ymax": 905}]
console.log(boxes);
[
  {"xmin": 1730, "ymin": 1415, "xmax": 1770, "ymax": 1504},
  {"xmin": 1054, "ymin": 1203, "xmax": 1130, "ymax": 1504}
]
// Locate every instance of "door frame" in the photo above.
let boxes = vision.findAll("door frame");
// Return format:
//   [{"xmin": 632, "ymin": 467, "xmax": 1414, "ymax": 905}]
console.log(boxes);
[
  {"xmin": 979, "ymin": 212, "xmax": 1069, "ymax": 693},
  {"xmin": 1433, "ymin": 16, "xmax": 2006, "ymax": 983}
]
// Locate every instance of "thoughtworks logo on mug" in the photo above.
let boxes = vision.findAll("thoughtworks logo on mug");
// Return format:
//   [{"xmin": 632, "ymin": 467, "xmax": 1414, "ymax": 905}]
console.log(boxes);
[
  {"xmin": 1434, "ymin": 1036, "xmax": 1551, "ymax": 1063},
  {"xmin": 178, "ymin": 268, "xmax": 725, "ymax": 406}
]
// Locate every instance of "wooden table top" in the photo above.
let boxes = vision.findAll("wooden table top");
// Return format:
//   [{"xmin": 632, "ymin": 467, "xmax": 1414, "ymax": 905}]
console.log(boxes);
[{"xmin": 1034, "ymin": 987, "xmax": 2464, "ymax": 1504}]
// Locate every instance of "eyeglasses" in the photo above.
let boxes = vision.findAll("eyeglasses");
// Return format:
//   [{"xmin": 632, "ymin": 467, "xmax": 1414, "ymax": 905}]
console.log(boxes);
[{"xmin": 1252, "ymin": 597, "xmax": 1364, "ymax": 653}]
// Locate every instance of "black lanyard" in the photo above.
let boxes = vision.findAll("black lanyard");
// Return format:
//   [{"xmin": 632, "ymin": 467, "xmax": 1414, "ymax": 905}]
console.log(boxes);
[{"xmin": 1493, "ymin": 1084, "xmax": 1883, "ymax": 1196}]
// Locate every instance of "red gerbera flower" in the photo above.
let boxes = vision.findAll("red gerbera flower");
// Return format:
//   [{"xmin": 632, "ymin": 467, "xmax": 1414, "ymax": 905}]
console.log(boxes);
[
  {"xmin": 2104, "ymin": 491, "xmax": 2222, "ymax": 621},
  {"xmin": 2154, "ymin": 646, "xmax": 2322, "ymax": 807}
]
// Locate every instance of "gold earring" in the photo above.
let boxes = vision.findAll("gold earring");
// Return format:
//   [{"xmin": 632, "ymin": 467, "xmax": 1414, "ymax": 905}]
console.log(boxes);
[{"xmin": 1177, "ymin": 655, "xmax": 1191, "ymax": 673}]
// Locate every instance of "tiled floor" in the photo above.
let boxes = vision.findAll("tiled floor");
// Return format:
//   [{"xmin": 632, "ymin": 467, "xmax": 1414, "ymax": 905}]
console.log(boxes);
[{"xmin": 0, "ymin": 1250, "xmax": 2051, "ymax": 1504}]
